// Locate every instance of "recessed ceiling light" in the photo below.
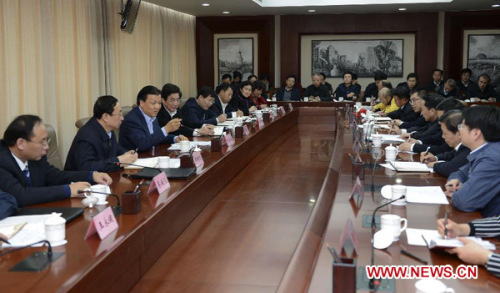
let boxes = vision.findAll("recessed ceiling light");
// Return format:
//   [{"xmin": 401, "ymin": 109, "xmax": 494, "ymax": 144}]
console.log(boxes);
[
  {"xmin": 308, "ymin": 9, "xmax": 316, "ymax": 12},
  {"xmin": 399, "ymin": 7, "xmax": 407, "ymax": 11},
  {"xmin": 493, "ymin": 4, "xmax": 500, "ymax": 8},
  {"xmin": 222, "ymin": 11, "xmax": 230, "ymax": 14},
  {"xmin": 202, "ymin": 3, "xmax": 210, "ymax": 7}
]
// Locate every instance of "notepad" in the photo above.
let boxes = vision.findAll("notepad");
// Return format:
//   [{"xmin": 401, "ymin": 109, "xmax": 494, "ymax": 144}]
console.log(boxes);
[
  {"xmin": 380, "ymin": 185, "xmax": 449, "ymax": 205},
  {"xmin": 124, "ymin": 157, "xmax": 181, "ymax": 169},
  {"xmin": 168, "ymin": 141, "xmax": 211, "ymax": 151},
  {"xmin": 406, "ymin": 228, "xmax": 495, "ymax": 250},
  {"xmin": 213, "ymin": 126, "xmax": 225, "ymax": 136},
  {"xmin": 217, "ymin": 120, "xmax": 235, "ymax": 127},
  {"xmin": 389, "ymin": 161, "xmax": 432, "ymax": 172},
  {"xmin": 0, "ymin": 214, "xmax": 56, "ymax": 247},
  {"xmin": 369, "ymin": 134, "xmax": 405, "ymax": 143}
]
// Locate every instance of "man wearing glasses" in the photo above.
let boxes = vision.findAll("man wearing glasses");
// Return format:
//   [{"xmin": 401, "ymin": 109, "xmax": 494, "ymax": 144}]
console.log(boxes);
[
  {"xmin": 391, "ymin": 90, "xmax": 428, "ymax": 134},
  {"xmin": 157, "ymin": 83, "xmax": 214, "ymax": 137},
  {"xmin": 445, "ymin": 105, "xmax": 500, "ymax": 217},
  {"xmin": 0, "ymin": 115, "xmax": 112, "ymax": 206},
  {"xmin": 64, "ymin": 95, "xmax": 138, "ymax": 172},
  {"xmin": 181, "ymin": 86, "xmax": 226, "ymax": 129},
  {"xmin": 120, "ymin": 85, "xmax": 188, "ymax": 152}
]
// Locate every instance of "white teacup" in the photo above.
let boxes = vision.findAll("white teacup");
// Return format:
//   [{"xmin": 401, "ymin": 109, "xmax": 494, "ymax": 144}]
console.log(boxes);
[
  {"xmin": 381, "ymin": 214, "xmax": 407, "ymax": 241},
  {"xmin": 271, "ymin": 96, "xmax": 277, "ymax": 101},
  {"xmin": 44, "ymin": 212, "xmax": 66, "ymax": 246},
  {"xmin": 180, "ymin": 140, "xmax": 190, "ymax": 153},
  {"xmin": 385, "ymin": 144, "xmax": 398, "ymax": 161},
  {"xmin": 391, "ymin": 185, "xmax": 407, "ymax": 206},
  {"xmin": 255, "ymin": 110, "xmax": 263, "ymax": 118},
  {"xmin": 338, "ymin": 97, "xmax": 344, "ymax": 102},
  {"xmin": 366, "ymin": 97, "xmax": 371, "ymax": 103},
  {"xmin": 236, "ymin": 117, "xmax": 243, "ymax": 125},
  {"xmin": 158, "ymin": 156, "xmax": 170, "ymax": 168},
  {"xmin": 84, "ymin": 184, "xmax": 108, "ymax": 205},
  {"xmin": 231, "ymin": 111, "xmax": 237, "ymax": 118},
  {"xmin": 304, "ymin": 97, "xmax": 309, "ymax": 102},
  {"xmin": 372, "ymin": 134, "xmax": 383, "ymax": 147},
  {"xmin": 415, "ymin": 279, "xmax": 455, "ymax": 293}
]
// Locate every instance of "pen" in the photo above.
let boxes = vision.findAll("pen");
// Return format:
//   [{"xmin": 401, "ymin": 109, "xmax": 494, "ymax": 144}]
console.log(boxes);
[
  {"xmin": 0, "ymin": 237, "xmax": 11, "ymax": 245},
  {"xmin": 134, "ymin": 148, "xmax": 138, "ymax": 154},
  {"xmin": 424, "ymin": 146, "xmax": 431, "ymax": 156},
  {"xmin": 401, "ymin": 249, "xmax": 428, "ymax": 264},
  {"xmin": 444, "ymin": 212, "xmax": 448, "ymax": 240}
]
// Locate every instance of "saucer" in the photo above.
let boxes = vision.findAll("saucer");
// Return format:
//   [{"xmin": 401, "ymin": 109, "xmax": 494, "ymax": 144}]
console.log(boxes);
[
  {"xmin": 373, "ymin": 229, "xmax": 394, "ymax": 249},
  {"xmin": 95, "ymin": 201, "xmax": 108, "ymax": 206}
]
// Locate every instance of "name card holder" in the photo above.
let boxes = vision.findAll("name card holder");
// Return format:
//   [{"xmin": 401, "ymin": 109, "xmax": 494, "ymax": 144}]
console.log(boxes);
[
  {"xmin": 192, "ymin": 151, "xmax": 204, "ymax": 167},
  {"xmin": 279, "ymin": 106, "xmax": 286, "ymax": 116},
  {"xmin": 288, "ymin": 102, "xmax": 293, "ymax": 111},
  {"xmin": 224, "ymin": 132, "xmax": 235, "ymax": 147},
  {"xmin": 211, "ymin": 137, "xmax": 222, "ymax": 152},
  {"xmin": 263, "ymin": 112, "xmax": 270, "ymax": 122},
  {"xmin": 84, "ymin": 207, "xmax": 119, "ymax": 240},
  {"xmin": 257, "ymin": 117, "xmax": 265, "ymax": 129},
  {"xmin": 148, "ymin": 171, "xmax": 170, "ymax": 194},
  {"xmin": 234, "ymin": 126, "xmax": 244, "ymax": 138},
  {"xmin": 243, "ymin": 124, "xmax": 250, "ymax": 135}
]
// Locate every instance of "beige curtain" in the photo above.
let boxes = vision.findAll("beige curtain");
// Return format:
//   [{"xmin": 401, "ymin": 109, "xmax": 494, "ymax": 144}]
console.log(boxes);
[
  {"xmin": 0, "ymin": 0, "xmax": 196, "ymax": 161},
  {"xmin": 105, "ymin": 1, "xmax": 197, "ymax": 105}
]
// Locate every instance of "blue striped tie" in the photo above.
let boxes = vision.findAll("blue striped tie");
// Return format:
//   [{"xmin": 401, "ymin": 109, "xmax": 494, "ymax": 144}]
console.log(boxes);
[{"xmin": 23, "ymin": 167, "xmax": 32, "ymax": 187}]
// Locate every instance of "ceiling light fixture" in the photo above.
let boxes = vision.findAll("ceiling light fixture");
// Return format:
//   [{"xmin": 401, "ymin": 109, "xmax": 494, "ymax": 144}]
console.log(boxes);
[
  {"xmin": 222, "ymin": 11, "xmax": 230, "ymax": 14},
  {"xmin": 308, "ymin": 9, "xmax": 316, "ymax": 12},
  {"xmin": 492, "ymin": 4, "xmax": 500, "ymax": 8},
  {"xmin": 399, "ymin": 7, "xmax": 407, "ymax": 11},
  {"xmin": 202, "ymin": 3, "xmax": 210, "ymax": 7}
]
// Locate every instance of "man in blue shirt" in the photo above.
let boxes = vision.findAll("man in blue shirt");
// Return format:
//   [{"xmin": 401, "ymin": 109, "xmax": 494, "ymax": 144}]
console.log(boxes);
[
  {"xmin": 445, "ymin": 105, "xmax": 500, "ymax": 217},
  {"xmin": 120, "ymin": 85, "xmax": 187, "ymax": 152},
  {"xmin": 0, "ymin": 191, "xmax": 17, "ymax": 220}
]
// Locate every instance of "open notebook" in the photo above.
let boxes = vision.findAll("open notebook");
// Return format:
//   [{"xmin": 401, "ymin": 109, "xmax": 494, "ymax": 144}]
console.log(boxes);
[{"xmin": 406, "ymin": 228, "xmax": 496, "ymax": 250}]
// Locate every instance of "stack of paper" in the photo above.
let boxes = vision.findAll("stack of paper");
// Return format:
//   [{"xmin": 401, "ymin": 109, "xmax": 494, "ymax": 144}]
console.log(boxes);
[
  {"xmin": 389, "ymin": 161, "xmax": 432, "ymax": 172},
  {"xmin": 406, "ymin": 228, "xmax": 495, "ymax": 250},
  {"xmin": 217, "ymin": 120, "xmax": 235, "ymax": 127},
  {"xmin": 0, "ymin": 214, "xmax": 55, "ymax": 247},
  {"xmin": 213, "ymin": 126, "xmax": 225, "ymax": 136},
  {"xmin": 124, "ymin": 157, "xmax": 181, "ymax": 169},
  {"xmin": 380, "ymin": 185, "xmax": 448, "ymax": 204},
  {"xmin": 167, "ymin": 141, "xmax": 211, "ymax": 151}
]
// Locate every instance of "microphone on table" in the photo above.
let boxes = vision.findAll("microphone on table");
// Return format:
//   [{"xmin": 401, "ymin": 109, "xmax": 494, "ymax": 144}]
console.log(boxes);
[
  {"xmin": 0, "ymin": 239, "xmax": 52, "ymax": 258},
  {"xmin": 369, "ymin": 195, "xmax": 405, "ymax": 291},
  {"xmin": 78, "ymin": 190, "xmax": 121, "ymax": 208},
  {"xmin": 370, "ymin": 149, "xmax": 383, "ymax": 193}
]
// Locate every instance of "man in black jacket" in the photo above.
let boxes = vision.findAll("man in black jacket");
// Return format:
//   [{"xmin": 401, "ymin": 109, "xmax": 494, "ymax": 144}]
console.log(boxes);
[
  {"xmin": 65, "ymin": 95, "xmax": 137, "ymax": 172},
  {"xmin": 182, "ymin": 87, "xmax": 226, "ymax": 129},
  {"xmin": 387, "ymin": 86, "xmax": 418, "ymax": 121},
  {"xmin": 157, "ymin": 83, "xmax": 213, "ymax": 137},
  {"xmin": 211, "ymin": 83, "xmax": 242, "ymax": 118},
  {"xmin": 0, "ymin": 115, "xmax": 111, "ymax": 207}
]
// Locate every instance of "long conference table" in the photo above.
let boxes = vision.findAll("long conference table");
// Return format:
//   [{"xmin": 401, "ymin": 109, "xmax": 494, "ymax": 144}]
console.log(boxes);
[{"xmin": 0, "ymin": 103, "xmax": 499, "ymax": 292}]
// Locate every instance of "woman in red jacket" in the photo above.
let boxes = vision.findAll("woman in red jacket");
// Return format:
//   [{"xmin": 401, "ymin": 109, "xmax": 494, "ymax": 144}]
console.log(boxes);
[{"xmin": 250, "ymin": 81, "xmax": 268, "ymax": 110}]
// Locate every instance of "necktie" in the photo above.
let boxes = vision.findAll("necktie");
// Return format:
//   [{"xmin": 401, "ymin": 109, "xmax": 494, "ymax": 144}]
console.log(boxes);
[{"xmin": 23, "ymin": 167, "xmax": 32, "ymax": 187}]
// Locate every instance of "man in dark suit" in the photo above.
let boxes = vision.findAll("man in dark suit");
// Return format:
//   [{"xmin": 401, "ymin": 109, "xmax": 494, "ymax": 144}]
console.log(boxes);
[
  {"xmin": 120, "ymin": 85, "xmax": 187, "ymax": 152},
  {"xmin": 0, "ymin": 115, "xmax": 112, "ymax": 207},
  {"xmin": 364, "ymin": 71, "xmax": 387, "ymax": 100},
  {"xmin": 466, "ymin": 74, "xmax": 499, "ymax": 102},
  {"xmin": 421, "ymin": 110, "xmax": 470, "ymax": 177},
  {"xmin": 65, "ymin": 95, "xmax": 138, "ymax": 172},
  {"xmin": 439, "ymin": 79, "xmax": 461, "ymax": 98},
  {"xmin": 387, "ymin": 86, "xmax": 418, "ymax": 121},
  {"xmin": 456, "ymin": 68, "xmax": 477, "ymax": 99},
  {"xmin": 211, "ymin": 83, "xmax": 242, "ymax": 118},
  {"xmin": 181, "ymin": 86, "xmax": 226, "ymax": 129},
  {"xmin": 157, "ymin": 83, "xmax": 214, "ymax": 137},
  {"xmin": 424, "ymin": 69, "xmax": 444, "ymax": 93}
]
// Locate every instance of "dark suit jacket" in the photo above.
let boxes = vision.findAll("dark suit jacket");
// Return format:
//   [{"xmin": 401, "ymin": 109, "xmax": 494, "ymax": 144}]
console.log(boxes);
[
  {"xmin": 157, "ymin": 106, "xmax": 193, "ymax": 137},
  {"xmin": 181, "ymin": 98, "xmax": 218, "ymax": 129},
  {"xmin": 65, "ymin": 118, "xmax": 127, "ymax": 172},
  {"xmin": 210, "ymin": 96, "xmax": 238, "ymax": 118},
  {"xmin": 387, "ymin": 103, "xmax": 418, "ymax": 121},
  {"xmin": 434, "ymin": 144, "xmax": 471, "ymax": 177},
  {"xmin": 456, "ymin": 80, "xmax": 478, "ymax": 99},
  {"xmin": 400, "ymin": 115, "xmax": 426, "ymax": 129},
  {"xmin": 439, "ymin": 87, "xmax": 461, "ymax": 98},
  {"xmin": 119, "ymin": 107, "xmax": 175, "ymax": 152},
  {"xmin": 466, "ymin": 84, "xmax": 499, "ymax": 100},
  {"xmin": 334, "ymin": 83, "xmax": 360, "ymax": 101},
  {"xmin": 0, "ymin": 141, "xmax": 90, "ymax": 207},
  {"xmin": 411, "ymin": 120, "xmax": 439, "ymax": 141},
  {"xmin": 230, "ymin": 93, "xmax": 255, "ymax": 116},
  {"xmin": 364, "ymin": 82, "xmax": 378, "ymax": 99},
  {"xmin": 413, "ymin": 142, "xmax": 452, "ymax": 157},
  {"xmin": 0, "ymin": 191, "xmax": 17, "ymax": 220},
  {"xmin": 424, "ymin": 80, "xmax": 444, "ymax": 93},
  {"xmin": 397, "ymin": 82, "xmax": 420, "ymax": 92},
  {"xmin": 305, "ymin": 84, "xmax": 331, "ymax": 101},
  {"xmin": 276, "ymin": 86, "xmax": 300, "ymax": 101}
]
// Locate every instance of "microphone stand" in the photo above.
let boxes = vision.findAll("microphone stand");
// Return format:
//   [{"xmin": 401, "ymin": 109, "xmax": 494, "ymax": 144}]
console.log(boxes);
[
  {"xmin": 0, "ymin": 240, "xmax": 52, "ymax": 258},
  {"xmin": 369, "ymin": 195, "xmax": 405, "ymax": 291}
]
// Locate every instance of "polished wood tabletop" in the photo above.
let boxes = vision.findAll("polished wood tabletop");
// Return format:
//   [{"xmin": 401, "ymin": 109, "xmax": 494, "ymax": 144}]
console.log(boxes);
[{"xmin": 1, "ymin": 105, "xmax": 499, "ymax": 293}]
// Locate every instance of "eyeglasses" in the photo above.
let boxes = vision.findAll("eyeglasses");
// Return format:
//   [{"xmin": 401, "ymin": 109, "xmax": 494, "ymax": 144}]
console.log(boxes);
[{"xmin": 27, "ymin": 138, "xmax": 51, "ymax": 147}]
